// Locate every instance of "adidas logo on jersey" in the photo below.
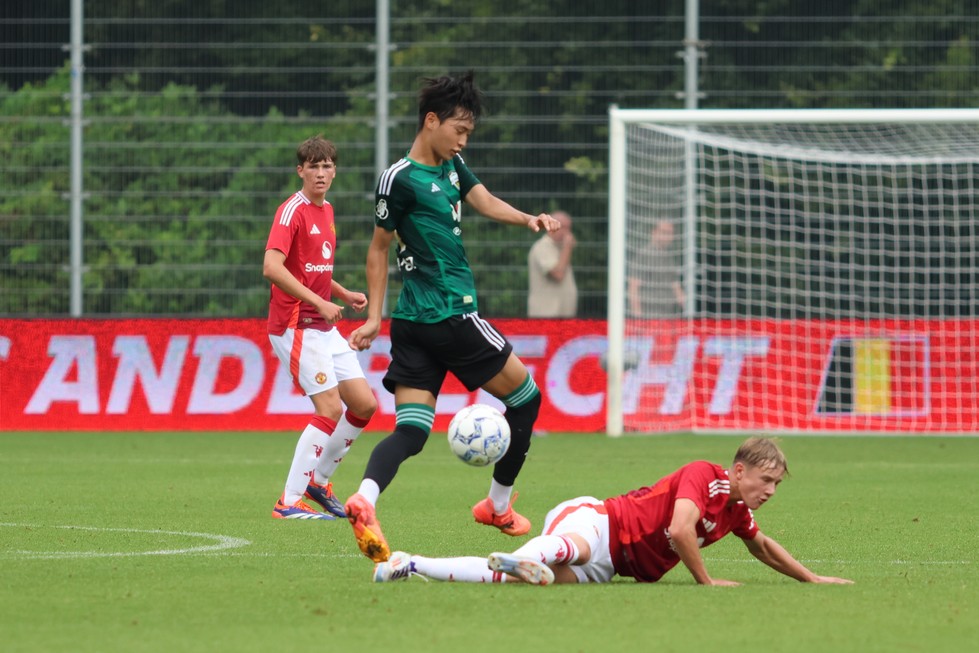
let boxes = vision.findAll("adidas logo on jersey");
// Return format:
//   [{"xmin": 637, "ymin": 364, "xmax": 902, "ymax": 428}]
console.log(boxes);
[
  {"xmin": 431, "ymin": 183, "xmax": 440, "ymax": 193},
  {"xmin": 310, "ymin": 224, "xmax": 321, "ymax": 235}
]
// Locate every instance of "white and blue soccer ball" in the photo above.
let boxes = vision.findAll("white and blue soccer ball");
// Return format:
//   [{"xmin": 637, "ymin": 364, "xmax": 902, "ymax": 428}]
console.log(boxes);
[{"xmin": 447, "ymin": 404, "xmax": 511, "ymax": 467}]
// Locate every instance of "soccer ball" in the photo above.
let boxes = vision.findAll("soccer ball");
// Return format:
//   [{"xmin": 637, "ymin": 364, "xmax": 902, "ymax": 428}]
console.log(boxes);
[{"xmin": 447, "ymin": 404, "xmax": 511, "ymax": 466}]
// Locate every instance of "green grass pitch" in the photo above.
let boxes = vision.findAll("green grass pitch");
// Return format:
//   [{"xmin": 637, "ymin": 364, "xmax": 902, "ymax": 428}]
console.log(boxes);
[{"xmin": 1, "ymin": 431, "xmax": 976, "ymax": 652}]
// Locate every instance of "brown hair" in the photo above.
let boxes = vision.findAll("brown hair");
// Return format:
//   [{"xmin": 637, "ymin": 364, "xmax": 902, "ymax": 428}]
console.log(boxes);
[
  {"xmin": 734, "ymin": 437, "xmax": 788, "ymax": 474},
  {"xmin": 296, "ymin": 135, "xmax": 338, "ymax": 166}
]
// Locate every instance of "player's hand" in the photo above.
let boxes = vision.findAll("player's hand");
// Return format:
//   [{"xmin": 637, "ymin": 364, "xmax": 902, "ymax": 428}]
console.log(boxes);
[
  {"xmin": 346, "ymin": 291, "xmax": 368, "ymax": 313},
  {"xmin": 349, "ymin": 318, "xmax": 381, "ymax": 351},
  {"xmin": 529, "ymin": 213, "xmax": 559, "ymax": 233},
  {"xmin": 810, "ymin": 575, "xmax": 854, "ymax": 585},
  {"xmin": 706, "ymin": 578, "xmax": 741, "ymax": 587},
  {"xmin": 318, "ymin": 302, "xmax": 343, "ymax": 325}
]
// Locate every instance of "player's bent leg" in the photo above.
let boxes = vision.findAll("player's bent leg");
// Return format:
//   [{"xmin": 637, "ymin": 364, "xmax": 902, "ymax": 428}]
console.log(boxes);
[
  {"xmin": 473, "ymin": 362, "xmax": 541, "ymax": 536},
  {"xmin": 482, "ymin": 357, "xmax": 541, "ymax": 485},
  {"xmin": 336, "ymin": 377, "xmax": 377, "ymax": 420},
  {"xmin": 473, "ymin": 387, "xmax": 538, "ymax": 535},
  {"xmin": 349, "ymin": 405, "xmax": 433, "ymax": 562},
  {"xmin": 362, "ymin": 391, "xmax": 436, "ymax": 492},
  {"xmin": 277, "ymin": 389, "xmax": 340, "ymax": 514},
  {"xmin": 293, "ymin": 390, "xmax": 348, "ymax": 517},
  {"xmin": 492, "ymin": 389, "xmax": 540, "ymax": 485},
  {"xmin": 512, "ymin": 534, "xmax": 583, "ymax": 566},
  {"xmin": 362, "ymin": 423, "xmax": 429, "ymax": 492},
  {"xmin": 539, "ymin": 499, "xmax": 612, "ymax": 583},
  {"xmin": 311, "ymin": 407, "xmax": 371, "ymax": 500},
  {"xmin": 550, "ymin": 565, "xmax": 581, "ymax": 584},
  {"xmin": 312, "ymin": 381, "xmax": 375, "ymax": 505},
  {"xmin": 389, "ymin": 554, "xmax": 508, "ymax": 583},
  {"xmin": 330, "ymin": 361, "xmax": 377, "ymax": 480}
]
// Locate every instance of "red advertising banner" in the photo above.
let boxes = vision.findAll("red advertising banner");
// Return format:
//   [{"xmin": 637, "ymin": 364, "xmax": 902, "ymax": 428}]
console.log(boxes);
[
  {"xmin": 622, "ymin": 318, "xmax": 978, "ymax": 433},
  {"xmin": 1, "ymin": 318, "xmax": 975, "ymax": 433},
  {"xmin": 0, "ymin": 319, "xmax": 607, "ymax": 432}
]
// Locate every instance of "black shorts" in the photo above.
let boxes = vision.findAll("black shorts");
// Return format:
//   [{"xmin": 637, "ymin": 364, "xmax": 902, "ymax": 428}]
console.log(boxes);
[{"xmin": 383, "ymin": 313, "xmax": 514, "ymax": 396}]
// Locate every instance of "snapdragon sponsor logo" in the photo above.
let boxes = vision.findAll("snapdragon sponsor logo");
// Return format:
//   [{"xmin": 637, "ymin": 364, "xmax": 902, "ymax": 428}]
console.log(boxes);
[{"xmin": 304, "ymin": 263, "xmax": 334, "ymax": 273}]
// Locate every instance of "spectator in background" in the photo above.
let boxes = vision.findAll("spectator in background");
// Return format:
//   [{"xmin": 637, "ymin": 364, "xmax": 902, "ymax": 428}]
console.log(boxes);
[
  {"xmin": 527, "ymin": 210, "xmax": 577, "ymax": 317},
  {"xmin": 628, "ymin": 219, "xmax": 685, "ymax": 317}
]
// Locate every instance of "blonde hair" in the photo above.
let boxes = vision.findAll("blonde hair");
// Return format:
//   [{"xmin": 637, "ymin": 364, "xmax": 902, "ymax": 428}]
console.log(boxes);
[{"xmin": 734, "ymin": 437, "xmax": 788, "ymax": 474}]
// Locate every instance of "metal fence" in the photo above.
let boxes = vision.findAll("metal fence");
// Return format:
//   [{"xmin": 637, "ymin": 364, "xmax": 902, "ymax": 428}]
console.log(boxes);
[{"xmin": 3, "ymin": 2, "xmax": 979, "ymax": 318}]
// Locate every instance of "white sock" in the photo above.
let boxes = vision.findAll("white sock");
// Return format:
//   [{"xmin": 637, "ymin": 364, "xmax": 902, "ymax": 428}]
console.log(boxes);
[
  {"xmin": 282, "ymin": 417, "xmax": 336, "ymax": 504},
  {"xmin": 356, "ymin": 479, "xmax": 381, "ymax": 506},
  {"xmin": 488, "ymin": 479, "xmax": 513, "ymax": 514},
  {"xmin": 410, "ymin": 555, "xmax": 510, "ymax": 583},
  {"xmin": 512, "ymin": 535, "xmax": 580, "ymax": 566},
  {"xmin": 313, "ymin": 411, "xmax": 366, "ymax": 484}
]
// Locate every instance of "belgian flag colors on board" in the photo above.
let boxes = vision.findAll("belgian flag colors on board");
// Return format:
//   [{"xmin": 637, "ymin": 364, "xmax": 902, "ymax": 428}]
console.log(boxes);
[{"xmin": 816, "ymin": 336, "xmax": 929, "ymax": 416}]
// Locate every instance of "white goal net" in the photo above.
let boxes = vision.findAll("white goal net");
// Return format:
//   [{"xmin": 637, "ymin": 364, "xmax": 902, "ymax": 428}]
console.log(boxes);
[{"xmin": 607, "ymin": 109, "xmax": 979, "ymax": 435}]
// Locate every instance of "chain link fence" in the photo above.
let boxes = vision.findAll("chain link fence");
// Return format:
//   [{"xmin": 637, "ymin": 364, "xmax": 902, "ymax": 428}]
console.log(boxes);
[{"xmin": 3, "ymin": 2, "xmax": 978, "ymax": 318}]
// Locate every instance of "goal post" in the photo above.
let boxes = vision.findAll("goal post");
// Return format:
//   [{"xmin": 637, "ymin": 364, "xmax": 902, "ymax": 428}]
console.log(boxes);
[{"xmin": 607, "ymin": 108, "xmax": 979, "ymax": 436}]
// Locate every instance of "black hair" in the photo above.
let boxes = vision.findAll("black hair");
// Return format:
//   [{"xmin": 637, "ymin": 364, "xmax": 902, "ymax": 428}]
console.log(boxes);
[{"xmin": 416, "ymin": 70, "xmax": 484, "ymax": 130}]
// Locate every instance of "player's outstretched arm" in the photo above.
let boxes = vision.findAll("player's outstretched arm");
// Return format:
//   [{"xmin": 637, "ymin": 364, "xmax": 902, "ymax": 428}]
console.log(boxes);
[
  {"xmin": 743, "ymin": 532, "xmax": 853, "ymax": 584},
  {"xmin": 464, "ymin": 185, "xmax": 558, "ymax": 233}
]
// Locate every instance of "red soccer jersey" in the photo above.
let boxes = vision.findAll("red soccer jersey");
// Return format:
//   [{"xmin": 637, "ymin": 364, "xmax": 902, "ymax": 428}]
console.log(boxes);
[
  {"xmin": 266, "ymin": 192, "xmax": 337, "ymax": 335},
  {"xmin": 604, "ymin": 460, "xmax": 759, "ymax": 582}
]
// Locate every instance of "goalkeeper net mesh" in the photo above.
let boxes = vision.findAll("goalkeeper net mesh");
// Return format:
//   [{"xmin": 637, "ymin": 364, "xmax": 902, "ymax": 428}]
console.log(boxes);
[{"xmin": 611, "ymin": 112, "xmax": 979, "ymax": 434}]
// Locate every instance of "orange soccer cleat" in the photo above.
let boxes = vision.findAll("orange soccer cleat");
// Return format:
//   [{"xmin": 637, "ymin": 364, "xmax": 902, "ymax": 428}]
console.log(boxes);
[
  {"xmin": 344, "ymin": 493, "xmax": 390, "ymax": 562},
  {"xmin": 472, "ymin": 493, "xmax": 531, "ymax": 536},
  {"xmin": 272, "ymin": 496, "xmax": 336, "ymax": 520}
]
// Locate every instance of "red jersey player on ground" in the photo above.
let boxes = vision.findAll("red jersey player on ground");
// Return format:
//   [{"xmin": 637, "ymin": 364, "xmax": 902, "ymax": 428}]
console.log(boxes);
[
  {"xmin": 264, "ymin": 135, "xmax": 377, "ymax": 520},
  {"xmin": 373, "ymin": 437, "xmax": 854, "ymax": 586}
]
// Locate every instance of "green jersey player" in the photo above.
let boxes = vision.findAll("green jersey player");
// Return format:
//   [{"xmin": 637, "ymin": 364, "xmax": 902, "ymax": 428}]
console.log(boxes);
[
  {"xmin": 375, "ymin": 143, "xmax": 482, "ymax": 323},
  {"xmin": 346, "ymin": 71, "xmax": 560, "ymax": 563}
]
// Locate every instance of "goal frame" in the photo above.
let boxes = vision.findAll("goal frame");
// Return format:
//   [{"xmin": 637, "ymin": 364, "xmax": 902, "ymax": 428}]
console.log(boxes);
[{"xmin": 606, "ymin": 107, "xmax": 979, "ymax": 436}]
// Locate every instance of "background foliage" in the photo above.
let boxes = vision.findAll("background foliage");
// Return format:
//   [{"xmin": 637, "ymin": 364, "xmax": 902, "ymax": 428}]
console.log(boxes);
[{"xmin": 2, "ymin": 1, "xmax": 978, "ymax": 316}]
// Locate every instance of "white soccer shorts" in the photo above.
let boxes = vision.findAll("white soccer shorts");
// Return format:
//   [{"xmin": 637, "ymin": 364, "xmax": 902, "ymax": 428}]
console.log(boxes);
[
  {"xmin": 269, "ymin": 327, "xmax": 365, "ymax": 397},
  {"xmin": 542, "ymin": 495, "xmax": 615, "ymax": 583}
]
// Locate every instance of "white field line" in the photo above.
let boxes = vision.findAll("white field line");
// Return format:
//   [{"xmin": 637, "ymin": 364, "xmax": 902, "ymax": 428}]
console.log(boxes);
[
  {"xmin": 0, "ymin": 523, "xmax": 969, "ymax": 565},
  {"xmin": 0, "ymin": 522, "xmax": 251, "ymax": 560}
]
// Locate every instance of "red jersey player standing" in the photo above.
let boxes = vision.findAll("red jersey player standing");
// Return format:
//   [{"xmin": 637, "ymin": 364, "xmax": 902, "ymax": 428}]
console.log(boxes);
[
  {"xmin": 264, "ymin": 135, "xmax": 377, "ymax": 520},
  {"xmin": 373, "ymin": 437, "xmax": 854, "ymax": 586}
]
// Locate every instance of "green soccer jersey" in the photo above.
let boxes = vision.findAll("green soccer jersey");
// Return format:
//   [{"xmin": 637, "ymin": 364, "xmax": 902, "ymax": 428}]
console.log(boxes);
[{"xmin": 374, "ymin": 154, "xmax": 482, "ymax": 323}]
